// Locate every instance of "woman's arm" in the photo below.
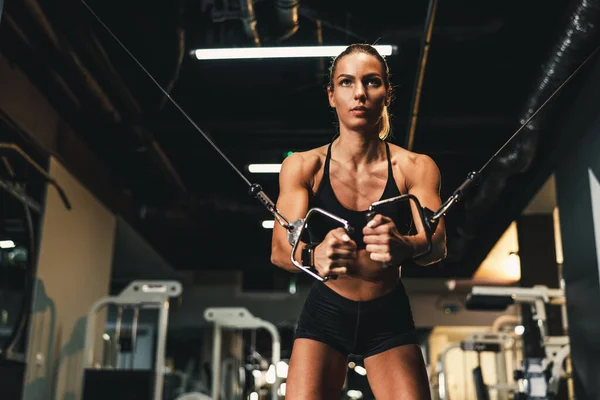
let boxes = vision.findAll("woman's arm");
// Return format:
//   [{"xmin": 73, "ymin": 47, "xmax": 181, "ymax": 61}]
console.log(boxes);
[
  {"xmin": 270, "ymin": 152, "xmax": 313, "ymax": 273},
  {"xmin": 270, "ymin": 151, "xmax": 358, "ymax": 277},
  {"xmin": 403, "ymin": 153, "xmax": 447, "ymax": 265},
  {"xmin": 362, "ymin": 153, "xmax": 446, "ymax": 268}
]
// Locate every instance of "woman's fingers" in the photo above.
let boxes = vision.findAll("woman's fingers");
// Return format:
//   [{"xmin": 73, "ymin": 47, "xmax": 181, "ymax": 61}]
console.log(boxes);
[
  {"xmin": 369, "ymin": 251, "xmax": 392, "ymax": 263},
  {"xmin": 329, "ymin": 266, "xmax": 348, "ymax": 275},
  {"xmin": 365, "ymin": 244, "xmax": 388, "ymax": 254}
]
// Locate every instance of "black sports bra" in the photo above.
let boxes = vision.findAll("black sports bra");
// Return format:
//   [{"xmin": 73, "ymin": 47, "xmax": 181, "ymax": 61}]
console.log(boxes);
[{"xmin": 305, "ymin": 141, "xmax": 413, "ymax": 249}]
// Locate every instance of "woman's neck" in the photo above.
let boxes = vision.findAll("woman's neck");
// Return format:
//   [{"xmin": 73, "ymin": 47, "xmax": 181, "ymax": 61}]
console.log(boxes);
[{"xmin": 334, "ymin": 129, "xmax": 383, "ymax": 167}]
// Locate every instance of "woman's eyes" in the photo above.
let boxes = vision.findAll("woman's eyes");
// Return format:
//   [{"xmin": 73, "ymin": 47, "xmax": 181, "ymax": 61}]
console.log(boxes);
[{"xmin": 339, "ymin": 79, "xmax": 381, "ymax": 86}]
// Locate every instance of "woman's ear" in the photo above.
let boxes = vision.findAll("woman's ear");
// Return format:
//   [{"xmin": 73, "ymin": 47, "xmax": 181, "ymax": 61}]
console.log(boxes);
[{"xmin": 385, "ymin": 88, "xmax": 392, "ymax": 106}]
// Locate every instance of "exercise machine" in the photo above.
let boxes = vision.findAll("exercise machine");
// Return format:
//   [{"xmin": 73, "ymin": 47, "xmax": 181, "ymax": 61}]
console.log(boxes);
[
  {"xmin": 81, "ymin": 280, "xmax": 183, "ymax": 400},
  {"xmin": 466, "ymin": 285, "xmax": 570, "ymax": 400},
  {"xmin": 204, "ymin": 307, "xmax": 281, "ymax": 400},
  {"xmin": 435, "ymin": 329, "xmax": 519, "ymax": 400}
]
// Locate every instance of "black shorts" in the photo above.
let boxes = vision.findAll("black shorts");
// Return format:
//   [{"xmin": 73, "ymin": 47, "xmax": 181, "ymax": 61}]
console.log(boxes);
[{"xmin": 294, "ymin": 280, "xmax": 419, "ymax": 358}]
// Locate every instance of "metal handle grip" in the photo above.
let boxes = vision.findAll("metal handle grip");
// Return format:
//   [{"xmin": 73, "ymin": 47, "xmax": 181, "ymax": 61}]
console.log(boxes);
[
  {"xmin": 367, "ymin": 193, "xmax": 438, "ymax": 264},
  {"xmin": 288, "ymin": 207, "xmax": 353, "ymax": 282}
]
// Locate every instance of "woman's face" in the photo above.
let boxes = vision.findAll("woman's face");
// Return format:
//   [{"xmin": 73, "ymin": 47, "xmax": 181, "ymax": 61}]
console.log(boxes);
[{"xmin": 328, "ymin": 52, "xmax": 390, "ymax": 134}]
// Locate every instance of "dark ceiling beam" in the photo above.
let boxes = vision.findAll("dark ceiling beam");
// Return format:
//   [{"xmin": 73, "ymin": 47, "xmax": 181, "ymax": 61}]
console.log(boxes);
[
  {"xmin": 5, "ymin": 0, "xmax": 188, "ymax": 201},
  {"xmin": 19, "ymin": 0, "xmax": 121, "ymax": 122},
  {"xmin": 0, "ymin": 13, "xmax": 84, "ymax": 113}
]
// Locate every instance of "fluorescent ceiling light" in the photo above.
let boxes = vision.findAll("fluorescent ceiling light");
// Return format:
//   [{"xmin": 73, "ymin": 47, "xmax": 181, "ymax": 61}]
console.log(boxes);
[
  {"xmin": 0, "ymin": 240, "xmax": 15, "ymax": 249},
  {"xmin": 248, "ymin": 164, "xmax": 281, "ymax": 173},
  {"xmin": 262, "ymin": 220, "xmax": 274, "ymax": 229},
  {"xmin": 191, "ymin": 45, "xmax": 397, "ymax": 60}
]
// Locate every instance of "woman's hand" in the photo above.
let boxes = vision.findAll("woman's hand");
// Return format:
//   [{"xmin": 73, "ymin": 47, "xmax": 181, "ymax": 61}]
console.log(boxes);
[
  {"xmin": 363, "ymin": 214, "xmax": 414, "ymax": 266},
  {"xmin": 313, "ymin": 228, "xmax": 357, "ymax": 278}
]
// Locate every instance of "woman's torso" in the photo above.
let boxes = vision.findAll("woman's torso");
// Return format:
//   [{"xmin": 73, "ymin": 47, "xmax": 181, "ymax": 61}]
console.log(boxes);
[{"xmin": 305, "ymin": 140, "xmax": 414, "ymax": 301}]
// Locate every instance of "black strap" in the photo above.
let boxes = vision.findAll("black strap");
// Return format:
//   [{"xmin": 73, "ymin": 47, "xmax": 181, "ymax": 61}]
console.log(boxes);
[
  {"xmin": 323, "ymin": 142, "xmax": 333, "ymax": 177},
  {"xmin": 302, "ymin": 242, "xmax": 318, "ymax": 267},
  {"xmin": 384, "ymin": 141, "xmax": 393, "ymax": 175}
]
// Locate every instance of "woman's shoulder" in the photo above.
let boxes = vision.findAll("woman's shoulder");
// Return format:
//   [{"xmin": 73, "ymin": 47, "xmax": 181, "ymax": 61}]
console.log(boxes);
[
  {"xmin": 280, "ymin": 144, "xmax": 329, "ymax": 177},
  {"xmin": 386, "ymin": 142, "xmax": 440, "ymax": 174}
]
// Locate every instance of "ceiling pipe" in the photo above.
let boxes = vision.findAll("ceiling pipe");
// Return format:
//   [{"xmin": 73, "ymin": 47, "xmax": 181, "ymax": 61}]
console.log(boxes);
[
  {"xmin": 156, "ymin": 0, "xmax": 186, "ymax": 111},
  {"xmin": 274, "ymin": 0, "xmax": 299, "ymax": 42},
  {"xmin": 240, "ymin": 0, "xmax": 261, "ymax": 46},
  {"xmin": 405, "ymin": 0, "xmax": 438, "ymax": 151},
  {"xmin": 452, "ymin": 0, "xmax": 600, "ymax": 261},
  {"xmin": 496, "ymin": 0, "xmax": 600, "ymax": 175}
]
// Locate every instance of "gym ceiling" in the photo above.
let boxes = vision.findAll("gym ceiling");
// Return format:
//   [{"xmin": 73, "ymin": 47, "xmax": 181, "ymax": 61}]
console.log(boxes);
[{"xmin": 2, "ymin": 0, "xmax": 599, "ymax": 278}]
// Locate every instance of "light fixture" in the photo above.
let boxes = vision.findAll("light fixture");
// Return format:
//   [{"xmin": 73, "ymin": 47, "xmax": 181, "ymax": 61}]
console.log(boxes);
[
  {"xmin": 262, "ymin": 220, "xmax": 275, "ymax": 229},
  {"xmin": 0, "ymin": 240, "xmax": 15, "ymax": 249},
  {"xmin": 505, "ymin": 252, "xmax": 521, "ymax": 280},
  {"xmin": 265, "ymin": 364, "xmax": 277, "ymax": 384},
  {"xmin": 278, "ymin": 383, "xmax": 287, "ymax": 397},
  {"xmin": 190, "ymin": 45, "xmax": 397, "ymax": 60},
  {"xmin": 276, "ymin": 361, "xmax": 288, "ymax": 378},
  {"xmin": 248, "ymin": 164, "xmax": 281, "ymax": 173},
  {"xmin": 514, "ymin": 325, "xmax": 525, "ymax": 335}
]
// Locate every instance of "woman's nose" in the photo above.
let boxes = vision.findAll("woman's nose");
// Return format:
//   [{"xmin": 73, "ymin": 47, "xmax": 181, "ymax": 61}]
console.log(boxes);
[{"xmin": 354, "ymin": 83, "xmax": 366, "ymax": 100}]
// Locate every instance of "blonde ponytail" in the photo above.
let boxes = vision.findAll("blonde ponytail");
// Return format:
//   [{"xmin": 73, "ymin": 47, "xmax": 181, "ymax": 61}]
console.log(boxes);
[{"xmin": 378, "ymin": 107, "xmax": 391, "ymax": 140}]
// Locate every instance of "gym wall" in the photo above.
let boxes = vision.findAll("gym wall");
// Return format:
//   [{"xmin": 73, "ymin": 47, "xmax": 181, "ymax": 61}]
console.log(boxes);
[
  {"xmin": 0, "ymin": 50, "xmax": 126, "ymax": 400},
  {"xmin": 22, "ymin": 156, "xmax": 116, "ymax": 400},
  {"xmin": 555, "ymin": 60, "xmax": 600, "ymax": 399}
]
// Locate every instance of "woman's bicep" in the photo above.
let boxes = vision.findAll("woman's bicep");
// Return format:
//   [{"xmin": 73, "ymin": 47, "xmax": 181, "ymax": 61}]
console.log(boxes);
[
  {"xmin": 406, "ymin": 155, "xmax": 444, "ymax": 236},
  {"xmin": 271, "ymin": 154, "xmax": 311, "ymax": 252}
]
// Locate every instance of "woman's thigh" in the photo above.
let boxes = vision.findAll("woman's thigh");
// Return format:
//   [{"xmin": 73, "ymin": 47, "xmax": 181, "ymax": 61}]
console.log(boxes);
[
  {"xmin": 363, "ymin": 344, "xmax": 431, "ymax": 400},
  {"xmin": 285, "ymin": 338, "xmax": 348, "ymax": 400}
]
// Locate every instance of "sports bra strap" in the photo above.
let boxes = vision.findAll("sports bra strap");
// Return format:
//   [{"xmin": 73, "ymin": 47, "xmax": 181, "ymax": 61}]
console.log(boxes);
[
  {"xmin": 384, "ymin": 141, "xmax": 393, "ymax": 175},
  {"xmin": 324, "ymin": 142, "xmax": 333, "ymax": 176}
]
